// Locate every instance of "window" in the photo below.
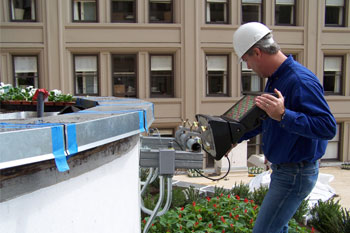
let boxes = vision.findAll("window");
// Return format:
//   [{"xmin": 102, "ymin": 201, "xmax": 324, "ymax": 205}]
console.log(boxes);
[
  {"xmin": 206, "ymin": 55, "xmax": 229, "ymax": 96},
  {"xmin": 323, "ymin": 56, "xmax": 343, "ymax": 95},
  {"xmin": 13, "ymin": 55, "xmax": 39, "ymax": 88},
  {"xmin": 112, "ymin": 54, "xmax": 137, "ymax": 97},
  {"xmin": 275, "ymin": 0, "xmax": 295, "ymax": 25},
  {"xmin": 242, "ymin": 0, "xmax": 263, "ymax": 24},
  {"xmin": 74, "ymin": 55, "xmax": 99, "ymax": 95},
  {"xmin": 9, "ymin": 0, "xmax": 36, "ymax": 21},
  {"xmin": 206, "ymin": 0, "xmax": 228, "ymax": 24},
  {"xmin": 325, "ymin": 0, "xmax": 345, "ymax": 26},
  {"xmin": 111, "ymin": 0, "xmax": 136, "ymax": 23},
  {"xmin": 150, "ymin": 55, "xmax": 174, "ymax": 97},
  {"xmin": 72, "ymin": 0, "xmax": 97, "ymax": 22},
  {"xmin": 323, "ymin": 124, "xmax": 340, "ymax": 160},
  {"xmin": 149, "ymin": 0, "xmax": 173, "ymax": 23},
  {"xmin": 247, "ymin": 135, "xmax": 262, "ymax": 157},
  {"xmin": 241, "ymin": 61, "xmax": 263, "ymax": 93}
]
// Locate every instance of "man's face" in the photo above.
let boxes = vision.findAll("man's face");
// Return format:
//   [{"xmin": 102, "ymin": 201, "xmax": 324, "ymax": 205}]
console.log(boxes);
[{"xmin": 241, "ymin": 49, "xmax": 267, "ymax": 78}]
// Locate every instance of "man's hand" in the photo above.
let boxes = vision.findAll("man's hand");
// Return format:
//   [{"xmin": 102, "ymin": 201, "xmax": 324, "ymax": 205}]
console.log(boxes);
[{"xmin": 255, "ymin": 88, "xmax": 285, "ymax": 121}]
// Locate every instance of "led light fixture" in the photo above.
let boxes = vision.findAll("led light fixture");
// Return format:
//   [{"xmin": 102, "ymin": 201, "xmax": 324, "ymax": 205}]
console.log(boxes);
[{"xmin": 196, "ymin": 93, "xmax": 276, "ymax": 160}]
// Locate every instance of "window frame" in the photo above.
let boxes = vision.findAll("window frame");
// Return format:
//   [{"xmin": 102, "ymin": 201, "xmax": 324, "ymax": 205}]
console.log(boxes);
[
  {"xmin": 111, "ymin": 0, "xmax": 137, "ymax": 23},
  {"xmin": 325, "ymin": 0, "xmax": 346, "ymax": 27},
  {"xmin": 72, "ymin": 0, "xmax": 99, "ymax": 23},
  {"xmin": 241, "ymin": 0, "xmax": 264, "ymax": 24},
  {"xmin": 9, "ymin": 0, "xmax": 37, "ymax": 22},
  {"xmin": 205, "ymin": 54, "xmax": 229, "ymax": 97},
  {"xmin": 322, "ymin": 123, "xmax": 341, "ymax": 160},
  {"xmin": 323, "ymin": 55, "xmax": 344, "ymax": 96},
  {"xmin": 149, "ymin": 0, "xmax": 173, "ymax": 23},
  {"xmin": 111, "ymin": 54, "xmax": 138, "ymax": 98},
  {"xmin": 12, "ymin": 54, "xmax": 39, "ymax": 88},
  {"xmin": 274, "ymin": 0, "xmax": 296, "ymax": 26},
  {"xmin": 73, "ymin": 54, "xmax": 100, "ymax": 96},
  {"xmin": 241, "ymin": 61, "xmax": 263, "ymax": 94},
  {"xmin": 205, "ymin": 0, "xmax": 229, "ymax": 24},
  {"xmin": 149, "ymin": 54, "xmax": 174, "ymax": 98}
]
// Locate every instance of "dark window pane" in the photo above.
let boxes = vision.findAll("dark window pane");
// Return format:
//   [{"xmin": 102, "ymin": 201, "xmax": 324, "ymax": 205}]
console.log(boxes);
[
  {"xmin": 242, "ymin": 5, "xmax": 261, "ymax": 23},
  {"xmin": 10, "ymin": 0, "xmax": 36, "ymax": 21},
  {"xmin": 275, "ymin": 5, "xmax": 294, "ymax": 25},
  {"xmin": 208, "ymin": 71, "xmax": 226, "ymax": 95},
  {"xmin": 111, "ymin": 0, "xmax": 136, "ymax": 22},
  {"xmin": 112, "ymin": 55, "xmax": 137, "ymax": 97},
  {"xmin": 150, "ymin": 71, "xmax": 173, "ymax": 96},
  {"xmin": 325, "ymin": 6, "xmax": 343, "ymax": 26},
  {"xmin": 149, "ymin": 0, "xmax": 172, "ymax": 23},
  {"xmin": 206, "ymin": 2, "xmax": 227, "ymax": 23}
]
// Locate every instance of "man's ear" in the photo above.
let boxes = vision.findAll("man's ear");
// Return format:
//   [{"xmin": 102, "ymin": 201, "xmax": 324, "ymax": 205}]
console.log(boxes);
[{"xmin": 254, "ymin": 47, "xmax": 261, "ymax": 57}]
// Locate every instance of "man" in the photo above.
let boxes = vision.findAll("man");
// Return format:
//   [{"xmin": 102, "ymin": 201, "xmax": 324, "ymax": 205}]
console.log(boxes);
[{"xmin": 233, "ymin": 22, "xmax": 337, "ymax": 233}]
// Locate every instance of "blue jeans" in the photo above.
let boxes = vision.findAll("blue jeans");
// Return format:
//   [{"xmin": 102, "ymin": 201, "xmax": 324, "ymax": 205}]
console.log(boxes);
[{"xmin": 252, "ymin": 161, "xmax": 319, "ymax": 233}]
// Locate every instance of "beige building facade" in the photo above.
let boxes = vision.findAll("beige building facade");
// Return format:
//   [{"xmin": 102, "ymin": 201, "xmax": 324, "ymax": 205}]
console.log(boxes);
[{"xmin": 1, "ymin": 0, "xmax": 350, "ymax": 164}]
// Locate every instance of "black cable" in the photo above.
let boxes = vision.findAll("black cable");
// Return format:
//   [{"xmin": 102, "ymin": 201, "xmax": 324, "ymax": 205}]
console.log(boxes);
[
  {"xmin": 194, "ymin": 156, "xmax": 231, "ymax": 182},
  {"xmin": 172, "ymin": 139, "xmax": 231, "ymax": 182}
]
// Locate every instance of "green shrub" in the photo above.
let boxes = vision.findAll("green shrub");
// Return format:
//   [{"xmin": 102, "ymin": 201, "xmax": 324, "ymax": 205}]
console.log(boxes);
[
  {"xmin": 293, "ymin": 199, "xmax": 309, "ymax": 224},
  {"xmin": 250, "ymin": 186, "xmax": 268, "ymax": 206},
  {"xmin": 183, "ymin": 186, "xmax": 201, "ymax": 205},
  {"xmin": 309, "ymin": 198, "xmax": 349, "ymax": 233},
  {"xmin": 230, "ymin": 181, "xmax": 251, "ymax": 199}
]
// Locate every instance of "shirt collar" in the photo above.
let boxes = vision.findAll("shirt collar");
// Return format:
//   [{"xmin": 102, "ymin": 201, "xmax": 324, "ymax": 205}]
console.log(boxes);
[{"xmin": 270, "ymin": 55, "xmax": 294, "ymax": 80}]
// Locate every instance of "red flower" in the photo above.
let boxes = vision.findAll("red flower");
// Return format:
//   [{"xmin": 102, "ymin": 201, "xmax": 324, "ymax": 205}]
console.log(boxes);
[
  {"xmin": 180, "ymin": 207, "xmax": 184, "ymax": 211},
  {"xmin": 250, "ymin": 218, "xmax": 254, "ymax": 224},
  {"xmin": 142, "ymin": 219, "xmax": 146, "ymax": 224},
  {"xmin": 192, "ymin": 201, "xmax": 196, "ymax": 207},
  {"xmin": 228, "ymin": 194, "xmax": 231, "ymax": 198},
  {"xmin": 195, "ymin": 221, "xmax": 199, "ymax": 226},
  {"xmin": 217, "ymin": 196, "xmax": 220, "ymax": 200},
  {"xmin": 235, "ymin": 195, "xmax": 240, "ymax": 200},
  {"xmin": 250, "ymin": 200, "xmax": 254, "ymax": 204},
  {"xmin": 179, "ymin": 214, "xmax": 182, "ymax": 218},
  {"xmin": 311, "ymin": 227, "xmax": 315, "ymax": 233},
  {"xmin": 180, "ymin": 225, "xmax": 182, "ymax": 230},
  {"xmin": 253, "ymin": 205, "xmax": 258, "ymax": 210},
  {"xmin": 208, "ymin": 223, "xmax": 212, "ymax": 228},
  {"xmin": 234, "ymin": 214, "xmax": 239, "ymax": 220},
  {"xmin": 220, "ymin": 193, "xmax": 224, "ymax": 197},
  {"xmin": 245, "ymin": 209, "xmax": 248, "ymax": 214},
  {"xmin": 213, "ymin": 204, "xmax": 217, "ymax": 208},
  {"xmin": 229, "ymin": 212, "xmax": 233, "ymax": 217},
  {"xmin": 222, "ymin": 230, "xmax": 225, "ymax": 233},
  {"xmin": 230, "ymin": 223, "xmax": 234, "ymax": 228},
  {"xmin": 198, "ymin": 217, "xmax": 202, "ymax": 221},
  {"xmin": 244, "ymin": 198, "xmax": 249, "ymax": 203},
  {"xmin": 206, "ymin": 196, "xmax": 211, "ymax": 202},
  {"xmin": 221, "ymin": 216, "xmax": 226, "ymax": 223}
]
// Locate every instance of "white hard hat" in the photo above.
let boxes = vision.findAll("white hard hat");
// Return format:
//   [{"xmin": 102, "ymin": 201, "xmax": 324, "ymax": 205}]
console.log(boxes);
[{"xmin": 233, "ymin": 22, "xmax": 271, "ymax": 60}]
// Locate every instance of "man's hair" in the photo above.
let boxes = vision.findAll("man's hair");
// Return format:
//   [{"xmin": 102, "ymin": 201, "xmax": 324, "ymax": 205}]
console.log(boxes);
[{"xmin": 246, "ymin": 33, "xmax": 280, "ymax": 56}]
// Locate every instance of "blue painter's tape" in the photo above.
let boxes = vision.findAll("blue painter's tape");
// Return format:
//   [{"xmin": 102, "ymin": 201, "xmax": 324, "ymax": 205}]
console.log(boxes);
[
  {"xmin": 138, "ymin": 111, "xmax": 145, "ymax": 133},
  {"xmin": 51, "ymin": 126, "xmax": 70, "ymax": 172},
  {"xmin": 67, "ymin": 124, "xmax": 78, "ymax": 158}
]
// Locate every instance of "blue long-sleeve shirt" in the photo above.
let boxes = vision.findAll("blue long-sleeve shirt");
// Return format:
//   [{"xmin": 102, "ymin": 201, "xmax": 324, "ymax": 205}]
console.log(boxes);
[{"xmin": 240, "ymin": 56, "xmax": 337, "ymax": 164}]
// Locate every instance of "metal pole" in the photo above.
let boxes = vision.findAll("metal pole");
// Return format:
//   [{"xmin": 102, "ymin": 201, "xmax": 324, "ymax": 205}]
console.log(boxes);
[{"xmin": 36, "ymin": 92, "xmax": 44, "ymax": 117}]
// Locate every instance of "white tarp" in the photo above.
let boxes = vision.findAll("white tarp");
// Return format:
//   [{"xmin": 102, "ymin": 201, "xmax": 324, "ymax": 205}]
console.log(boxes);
[{"xmin": 248, "ymin": 171, "xmax": 336, "ymax": 208}]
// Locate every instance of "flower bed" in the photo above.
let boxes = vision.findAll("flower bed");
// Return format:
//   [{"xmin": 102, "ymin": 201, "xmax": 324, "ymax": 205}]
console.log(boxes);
[{"xmin": 0, "ymin": 83, "xmax": 75, "ymax": 110}]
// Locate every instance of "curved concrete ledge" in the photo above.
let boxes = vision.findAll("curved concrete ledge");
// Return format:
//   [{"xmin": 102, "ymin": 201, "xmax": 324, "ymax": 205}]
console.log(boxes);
[{"xmin": 0, "ymin": 97, "xmax": 154, "ymax": 170}]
